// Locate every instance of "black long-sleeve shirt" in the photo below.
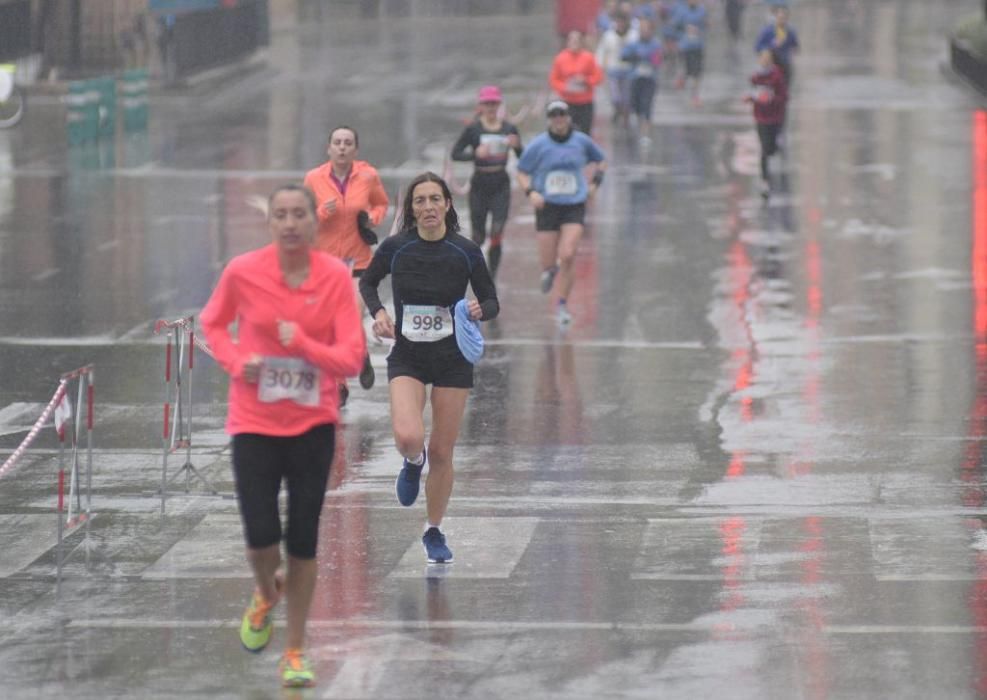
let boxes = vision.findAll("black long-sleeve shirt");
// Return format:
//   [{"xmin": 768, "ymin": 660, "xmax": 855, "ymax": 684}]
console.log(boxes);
[
  {"xmin": 451, "ymin": 119, "xmax": 523, "ymax": 171},
  {"xmin": 360, "ymin": 227, "xmax": 499, "ymax": 358}
]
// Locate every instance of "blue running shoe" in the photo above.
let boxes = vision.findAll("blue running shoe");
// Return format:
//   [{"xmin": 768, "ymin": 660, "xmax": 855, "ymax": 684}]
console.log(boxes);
[
  {"xmin": 396, "ymin": 451, "xmax": 424, "ymax": 506},
  {"xmin": 422, "ymin": 527, "xmax": 453, "ymax": 563}
]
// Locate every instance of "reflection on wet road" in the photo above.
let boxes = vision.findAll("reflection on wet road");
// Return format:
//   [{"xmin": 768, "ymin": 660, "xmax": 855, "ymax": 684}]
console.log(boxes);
[{"xmin": 2, "ymin": 1, "xmax": 987, "ymax": 697}]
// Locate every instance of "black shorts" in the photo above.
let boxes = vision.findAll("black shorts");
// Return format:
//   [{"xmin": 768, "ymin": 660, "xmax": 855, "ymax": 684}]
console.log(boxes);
[
  {"xmin": 568, "ymin": 102, "xmax": 594, "ymax": 135},
  {"xmin": 683, "ymin": 47, "xmax": 704, "ymax": 77},
  {"xmin": 630, "ymin": 77, "xmax": 657, "ymax": 119},
  {"xmin": 536, "ymin": 201, "xmax": 586, "ymax": 232},
  {"xmin": 231, "ymin": 423, "xmax": 335, "ymax": 560},
  {"xmin": 387, "ymin": 342, "xmax": 474, "ymax": 388}
]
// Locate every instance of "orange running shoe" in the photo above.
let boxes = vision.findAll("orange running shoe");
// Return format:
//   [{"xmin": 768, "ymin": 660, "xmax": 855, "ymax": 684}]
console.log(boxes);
[{"xmin": 280, "ymin": 648, "xmax": 316, "ymax": 688}]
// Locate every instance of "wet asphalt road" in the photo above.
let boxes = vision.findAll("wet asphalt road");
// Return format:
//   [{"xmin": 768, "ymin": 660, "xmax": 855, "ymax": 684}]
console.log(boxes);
[{"xmin": 2, "ymin": 1, "xmax": 987, "ymax": 697}]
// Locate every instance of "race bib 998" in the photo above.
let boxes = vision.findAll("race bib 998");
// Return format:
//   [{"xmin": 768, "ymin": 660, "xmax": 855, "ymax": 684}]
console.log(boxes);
[{"xmin": 402, "ymin": 305, "xmax": 453, "ymax": 342}]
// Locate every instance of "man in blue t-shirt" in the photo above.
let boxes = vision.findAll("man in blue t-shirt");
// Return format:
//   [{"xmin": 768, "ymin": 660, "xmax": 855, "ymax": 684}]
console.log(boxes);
[
  {"xmin": 516, "ymin": 100, "xmax": 607, "ymax": 327},
  {"xmin": 673, "ymin": 0, "xmax": 707, "ymax": 104},
  {"xmin": 621, "ymin": 18, "xmax": 663, "ymax": 141}
]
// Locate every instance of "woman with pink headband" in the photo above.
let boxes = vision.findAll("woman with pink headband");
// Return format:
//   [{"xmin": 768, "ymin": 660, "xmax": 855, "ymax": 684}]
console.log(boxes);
[{"xmin": 450, "ymin": 85, "xmax": 523, "ymax": 279}]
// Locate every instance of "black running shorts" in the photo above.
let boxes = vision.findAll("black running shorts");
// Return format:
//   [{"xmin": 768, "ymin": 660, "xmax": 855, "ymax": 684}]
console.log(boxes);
[
  {"xmin": 535, "ymin": 202, "xmax": 586, "ymax": 232},
  {"xmin": 387, "ymin": 343, "xmax": 474, "ymax": 388},
  {"xmin": 683, "ymin": 47, "xmax": 704, "ymax": 77}
]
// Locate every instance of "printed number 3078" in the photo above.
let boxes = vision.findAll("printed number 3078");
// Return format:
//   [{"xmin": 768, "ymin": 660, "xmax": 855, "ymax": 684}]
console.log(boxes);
[{"xmin": 264, "ymin": 369, "xmax": 315, "ymax": 391}]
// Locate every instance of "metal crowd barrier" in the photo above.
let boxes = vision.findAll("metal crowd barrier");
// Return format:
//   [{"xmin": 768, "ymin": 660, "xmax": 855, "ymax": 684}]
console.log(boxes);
[
  {"xmin": 154, "ymin": 315, "xmax": 218, "ymax": 513},
  {"xmin": 0, "ymin": 363, "xmax": 100, "ymax": 579}
]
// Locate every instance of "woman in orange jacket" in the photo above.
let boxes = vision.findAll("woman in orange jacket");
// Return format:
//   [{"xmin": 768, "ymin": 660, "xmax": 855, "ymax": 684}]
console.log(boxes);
[
  {"xmin": 303, "ymin": 126, "xmax": 389, "ymax": 401},
  {"xmin": 549, "ymin": 30, "xmax": 604, "ymax": 135}
]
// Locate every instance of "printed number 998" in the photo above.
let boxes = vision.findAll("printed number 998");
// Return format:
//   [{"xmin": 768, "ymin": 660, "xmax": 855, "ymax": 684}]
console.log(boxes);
[{"xmin": 412, "ymin": 315, "xmax": 442, "ymax": 332}]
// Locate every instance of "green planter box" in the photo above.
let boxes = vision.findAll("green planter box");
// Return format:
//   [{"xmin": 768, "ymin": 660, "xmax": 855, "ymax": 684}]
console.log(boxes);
[
  {"xmin": 66, "ymin": 80, "xmax": 99, "ymax": 145},
  {"xmin": 120, "ymin": 69, "xmax": 149, "ymax": 132},
  {"xmin": 90, "ymin": 76, "xmax": 116, "ymax": 137},
  {"xmin": 66, "ymin": 76, "xmax": 120, "ymax": 144}
]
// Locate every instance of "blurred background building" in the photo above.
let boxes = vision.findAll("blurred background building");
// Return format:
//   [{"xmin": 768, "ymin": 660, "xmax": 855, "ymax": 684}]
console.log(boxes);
[
  {"xmin": 0, "ymin": 0, "xmax": 269, "ymax": 82},
  {"xmin": 0, "ymin": 0, "xmax": 546, "ymax": 83}
]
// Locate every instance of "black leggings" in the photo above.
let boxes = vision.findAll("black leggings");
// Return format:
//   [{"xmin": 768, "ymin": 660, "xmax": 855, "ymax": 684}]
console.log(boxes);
[
  {"xmin": 469, "ymin": 171, "xmax": 511, "ymax": 276},
  {"xmin": 231, "ymin": 423, "xmax": 335, "ymax": 559},
  {"xmin": 779, "ymin": 60, "xmax": 793, "ymax": 91},
  {"xmin": 725, "ymin": 0, "xmax": 743, "ymax": 38},
  {"xmin": 757, "ymin": 122, "xmax": 782, "ymax": 181},
  {"xmin": 469, "ymin": 172, "xmax": 511, "ymax": 245}
]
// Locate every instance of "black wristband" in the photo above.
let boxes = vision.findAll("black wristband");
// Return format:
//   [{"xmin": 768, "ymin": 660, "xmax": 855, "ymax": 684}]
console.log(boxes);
[
  {"xmin": 592, "ymin": 171, "xmax": 604, "ymax": 186},
  {"xmin": 525, "ymin": 186, "xmax": 534, "ymax": 196}
]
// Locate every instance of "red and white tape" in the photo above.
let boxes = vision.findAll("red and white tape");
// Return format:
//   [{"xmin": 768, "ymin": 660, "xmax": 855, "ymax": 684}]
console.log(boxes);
[
  {"xmin": 0, "ymin": 380, "xmax": 68, "ymax": 481},
  {"xmin": 154, "ymin": 316, "xmax": 214, "ymax": 360}
]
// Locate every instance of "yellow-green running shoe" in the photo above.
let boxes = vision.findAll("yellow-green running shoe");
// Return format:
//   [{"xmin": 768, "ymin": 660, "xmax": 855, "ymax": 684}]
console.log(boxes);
[
  {"xmin": 239, "ymin": 587, "xmax": 278, "ymax": 653},
  {"xmin": 280, "ymin": 648, "xmax": 316, "ymax": 688}
]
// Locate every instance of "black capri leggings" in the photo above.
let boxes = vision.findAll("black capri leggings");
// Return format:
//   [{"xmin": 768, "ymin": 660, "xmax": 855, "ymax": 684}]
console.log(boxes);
[{"xmin": 231, "ymin": 423, "xmax": 336, "ymax": 559}]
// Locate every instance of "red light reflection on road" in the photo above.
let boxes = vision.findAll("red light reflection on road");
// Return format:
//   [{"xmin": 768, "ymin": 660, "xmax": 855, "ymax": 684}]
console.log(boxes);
[
  {"xmin": 791, "ymin": 186, "xmax": 829, "ymax": 699},
  {"xmin": 716, "ymin": 232, "xmax": 755, "ymax": 633},
  {"xmin": 728, "ymin": 239, "xmax": 754, "ymax": 475},
  {"xmin": 805, "ymin": 239, "xmax": 823, "ymax": 320},
  {"xmin": 718, "ymin": 517, "xmax": 747, "ymax": 617},
  {"xmin": 972, "ymin": 111, "xmax": 987, "ymax": 338},
  {"xmin": 967, "ymin": 110, "xmax": 987, "ymax": 696},
  {"xmin": 311, "ymin": 431, "xmax": 374, "ymax": 625},
  {"xmin": 733, "ymin": 348, "xmax": 754, "ymax": 423},
  {"xmin": 726, "ymin": 452, "xmax": 746, "ymax": 479},
  {"xmin": 796, "ymin": 516, "xmax": 830, "ymax": 700},
  {"xmin": 964, "ymin": 111, "xmax": 987, "ymax": 510},
  {"xmin": 962, "ymin": 111, "xmax": 987, "ymax": 507}
]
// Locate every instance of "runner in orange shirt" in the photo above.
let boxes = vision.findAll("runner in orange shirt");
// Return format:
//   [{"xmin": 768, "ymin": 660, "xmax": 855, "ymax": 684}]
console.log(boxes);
[
  {"xmin": 549, "ymin": 30, "xmax": 604, "ymax": 135},
  {"xmin": 303, "ymin": 126, "xmax": 389, "ymax": 403},
  {"xmin": 201, "ymin": 184, "xmax": 365, "ymax": 688}
]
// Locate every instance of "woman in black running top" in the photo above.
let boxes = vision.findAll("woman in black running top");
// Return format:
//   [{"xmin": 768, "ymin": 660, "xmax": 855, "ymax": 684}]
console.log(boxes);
[
  {"xmin": 360, "ymin": 172, "xmax": 499, "ymax": 564},
  {"xmin": 450, "ymin": 85, "xmax": 523, "ymax": 279}
]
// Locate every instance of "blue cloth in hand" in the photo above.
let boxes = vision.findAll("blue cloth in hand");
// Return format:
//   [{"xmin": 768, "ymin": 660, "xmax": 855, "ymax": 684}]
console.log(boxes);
[{"xmin": 454, "ymin": 299, "xmax": 484, "ymax": 364}]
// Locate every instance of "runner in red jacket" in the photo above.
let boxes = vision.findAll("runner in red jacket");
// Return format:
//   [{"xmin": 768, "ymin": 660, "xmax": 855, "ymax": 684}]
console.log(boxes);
[
  {"xmin": 549, "ymin": 30, "xmax": 604, "ymax": 134},
  {"xmin": 304, "ymin": 126, "xmax": 389, "ymax": 399},
  {"xmin": 745, "ymin": 48, "xmax": 788, "ymax": 200}
]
